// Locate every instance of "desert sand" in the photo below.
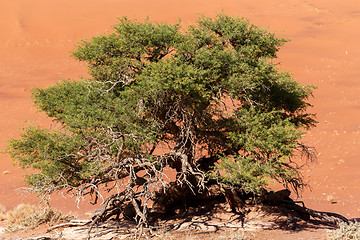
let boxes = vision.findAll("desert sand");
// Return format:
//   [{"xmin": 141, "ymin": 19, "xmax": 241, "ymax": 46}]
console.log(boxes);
[{"xmin": 0, "ymin": 0, "xmax": 359, "ymax": 224}]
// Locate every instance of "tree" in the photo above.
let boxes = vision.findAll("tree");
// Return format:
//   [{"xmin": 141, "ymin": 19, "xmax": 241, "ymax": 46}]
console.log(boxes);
[{"xmin": 8, "ymin": 14, "xmax": 317, "ymax": 229}]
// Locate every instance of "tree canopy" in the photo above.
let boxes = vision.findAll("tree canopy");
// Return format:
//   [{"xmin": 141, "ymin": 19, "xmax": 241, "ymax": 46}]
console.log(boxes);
[{"xmin": 8, "ymin": 14, "xmax": 316, "ymax": 227}]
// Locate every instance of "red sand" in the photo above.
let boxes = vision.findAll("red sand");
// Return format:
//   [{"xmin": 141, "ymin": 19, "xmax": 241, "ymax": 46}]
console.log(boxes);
[{"xmin": 1, "ymin": 0, "xmax": 360, "ymax": 220}]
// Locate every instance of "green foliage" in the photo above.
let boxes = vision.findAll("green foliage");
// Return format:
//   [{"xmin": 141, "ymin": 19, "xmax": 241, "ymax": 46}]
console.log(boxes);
[{"xmin": 7, "ymin": 14, "xmax": 316, "ymax": 199}]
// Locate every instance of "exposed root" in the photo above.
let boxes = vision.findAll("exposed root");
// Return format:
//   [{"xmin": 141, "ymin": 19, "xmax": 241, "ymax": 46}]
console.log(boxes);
[
  {"xmin": 304, "ymin": 208, "xmax": 349, "ymax": 225},
  {"xmin": 46, "ymin": 187, "xmax": 349, "ymax": 239},
  {"xmin": 259, "ymin": 189, "xmax": 349, "ymax": 226}
]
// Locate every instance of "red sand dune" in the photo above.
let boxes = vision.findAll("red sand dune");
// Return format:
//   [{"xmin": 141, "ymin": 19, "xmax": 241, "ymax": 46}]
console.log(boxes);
[{"xmin": 1, "ymin": 0, "xmax": 360, "ymax": 219}]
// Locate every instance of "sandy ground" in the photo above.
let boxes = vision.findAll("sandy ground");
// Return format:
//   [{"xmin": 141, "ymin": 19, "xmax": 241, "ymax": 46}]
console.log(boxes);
[{"xmin": 0, "ymin": 0, "xmax": 360, "ymax": 236}]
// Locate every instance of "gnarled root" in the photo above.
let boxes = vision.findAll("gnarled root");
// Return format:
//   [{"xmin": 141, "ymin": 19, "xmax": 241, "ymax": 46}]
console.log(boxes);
[{"xmin": 260, "ymin": 189, "xmax": 349, "ymax": 226}]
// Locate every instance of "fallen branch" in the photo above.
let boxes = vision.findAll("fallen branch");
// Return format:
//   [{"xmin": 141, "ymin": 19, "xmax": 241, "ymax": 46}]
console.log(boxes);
[{"xmin": 47, "ymin": 219, "xmax": 91, "ymax": 232}]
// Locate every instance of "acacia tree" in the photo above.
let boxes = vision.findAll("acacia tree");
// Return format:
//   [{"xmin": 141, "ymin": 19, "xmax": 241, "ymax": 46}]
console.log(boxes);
[{"xmin": 8, "ymin": 14, "xmax": 316, "ymax": 228}]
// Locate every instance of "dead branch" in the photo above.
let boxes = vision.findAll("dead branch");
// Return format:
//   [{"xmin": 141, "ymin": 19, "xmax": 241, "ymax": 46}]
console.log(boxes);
[{"xmin": 47, "ymin": 220, "xmax": 91, "ymax": 232}]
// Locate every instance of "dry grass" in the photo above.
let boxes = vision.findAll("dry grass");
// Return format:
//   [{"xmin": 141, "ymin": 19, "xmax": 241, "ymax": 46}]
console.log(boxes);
[
  {"xmin": 327, "ymin": 221, "xmax": 360, "ymax": 240},
  {"xmin": 6, "ymin": 204, "xmax": 36, "ymax": 226},
  {"xmin": 0, "ymin": 204, "xmax": 6, "ymax": 221},
  {"xmin": 5, "ymin": 203, "xmax": 75, "ymax": 232}
]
